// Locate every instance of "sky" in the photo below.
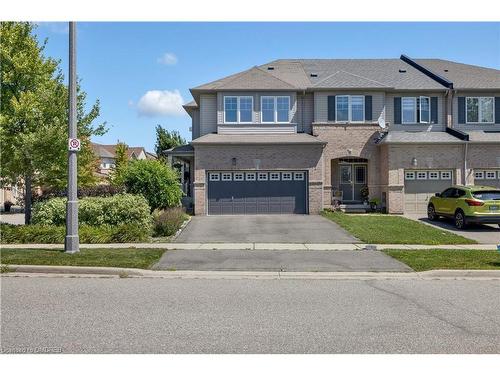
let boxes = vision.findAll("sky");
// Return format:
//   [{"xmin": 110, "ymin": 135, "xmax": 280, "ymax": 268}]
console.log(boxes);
[{"xmin": 34, "ymin": 22, "xmax": 500, "ymax": 152}]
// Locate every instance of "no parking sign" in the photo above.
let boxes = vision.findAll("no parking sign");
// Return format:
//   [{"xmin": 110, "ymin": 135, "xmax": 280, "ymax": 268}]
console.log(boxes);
[{"xmin": 68, "ymin": 138, "xmax": 81, "ymax": 151}]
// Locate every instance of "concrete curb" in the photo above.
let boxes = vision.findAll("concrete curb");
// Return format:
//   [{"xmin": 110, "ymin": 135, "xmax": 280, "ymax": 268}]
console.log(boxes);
[
  {"xmin": 1, "ymin": 243, "xmax": 498, "ymax": 250},
  {"xmin": 3, "ymin": 264, "xmax": 500, "ymax": 280}
]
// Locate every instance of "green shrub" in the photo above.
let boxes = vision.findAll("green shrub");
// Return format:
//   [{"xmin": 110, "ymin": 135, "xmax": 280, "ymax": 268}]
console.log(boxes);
[
  {"xmin": 0, "ymin": 223, "xmax": 151, "ymax": 244},
  {"xmin": 32, "ymin": 194, "xmax": 152, "ymax": 231},
  {"xmin": 122, "ymin": 159, "xmax": 183, "ymax": 211},
  {"xmin": 153, "ymin": 207, "xmax": 188, "ymax": 237}
]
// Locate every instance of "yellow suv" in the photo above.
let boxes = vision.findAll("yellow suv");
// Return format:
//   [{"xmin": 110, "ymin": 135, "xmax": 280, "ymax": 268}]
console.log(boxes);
[{"xmin": 427, "ymin": 185, "xmax": 500, "ymax": 229}]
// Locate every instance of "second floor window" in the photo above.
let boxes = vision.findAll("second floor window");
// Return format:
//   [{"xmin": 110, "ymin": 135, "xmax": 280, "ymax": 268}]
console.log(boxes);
[
  {"xmin": 261, "ymin": 96, "xmax": 290, "ymax": 123},
  {"xmin": 224, "ymin": 96, "xmax": 253, "ymax": 123},
  {"xmin": 401, "ymin": 96, "xmax": 431, "ymax": 124},
  {"xmin": 466, "ymin": 97, "xmax": 494, "ymax": 123},
  {"xmin": 336, "ymin": 95, "xmax": 365, "ymax": 122}
]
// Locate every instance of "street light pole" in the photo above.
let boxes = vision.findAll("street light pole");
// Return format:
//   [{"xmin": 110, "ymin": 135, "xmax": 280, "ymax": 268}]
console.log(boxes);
[{"xmin": 65, "ymin": 21, "xmax": 79, "ymax": 253}]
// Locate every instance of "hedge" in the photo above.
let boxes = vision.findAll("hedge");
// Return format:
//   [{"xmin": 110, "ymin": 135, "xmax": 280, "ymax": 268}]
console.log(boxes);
[
  {"xmin": 32, "ymin": 194, "xmax": 152, "ymax": 231},
  {"xmin": 153, "ymin": 207, "xmax": 188, "ymax": 237},
  {"xmin": 0, "ymin": 223, "xmax": 150, "ymax": 244}
]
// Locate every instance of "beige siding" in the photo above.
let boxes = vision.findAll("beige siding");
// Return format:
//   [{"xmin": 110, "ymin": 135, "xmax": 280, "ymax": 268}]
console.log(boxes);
[
  {"xmin": 313, "ymin": 91, "xmax": 385, "ymax": 124},
  {"xmin": 191, "ymin": 109, "xmax": 200, "ymax": 140},
  {"xmin": 200, "ymin": 94, "xmax": 217, "ymax": 136},
  {"xmin": 452, "ymin": 91, "xmax": 500, "ymax": 131},
  {"xmin": 386, "ymin": 92, "xmax": 446, "ymax": 131}
]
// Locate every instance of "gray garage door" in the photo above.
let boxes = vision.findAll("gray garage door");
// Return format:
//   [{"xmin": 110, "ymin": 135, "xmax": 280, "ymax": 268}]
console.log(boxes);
[
  {"xmin": 474, "ymin": 169, "xmax": 500, "ymax": 189},
  {"xmin": 404, "ymin": 170, "xmax": 454, "ymax": 214},
  {"xmin": 207, "ymin": 171, "xmax": 308, "ymax": 215}
]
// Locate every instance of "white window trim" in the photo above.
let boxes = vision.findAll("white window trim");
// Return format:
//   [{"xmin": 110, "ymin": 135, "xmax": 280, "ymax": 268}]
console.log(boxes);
[
  {"xmin": 440, "ymin": 171, "xmax": 452, "ymax": 180},
  {"xmin": 221, "ymin": 173, "xmax": 232, "ymax": 181},
  {"xmin": 428, "ymin": 171, "xmax": 439, "ymax": 180},
  {"xmin": 234, "ymin": 173, "xmax": 244, "ymax": 181},
  {"xmin": 475, "ymin": 171, "xmax": 484, "ymax": 179},
  {"xmin": 335, "ymin": 95, "xmax": 365, "ymax": 123},
  {"xmin": 257, "ymin": 172, "xmax": 268, "ymax": 181},
  {"xmin": 224, "ymin": 96, "xmax": 253, "ymax": 124},
  {"xmin": 419, "ymin": 96, "xmax": 431, "ymax": 124},
  {"xmin": 261, "ymin": 96, "xmax": 291, "ymax": 124},
  {"xmin": 401, "ymin": 97, "xmax": 418, "ymax": 124},
  {"xmin": 416, "ymin": 171, "xmax": 427, "ymax": 180},
  {"xmin": 294, "ymin": 172, "xmax": 305, "ymax": 181},
  {"xmin": 466, "ymin": 97, "xmax": 495, "ymax": 124},
  {"xmin": 405, "ymin": 171, "xmax": 415, "ymax": 180},
  {"xmin": 270, "ymin": 172, "xmax": 280, "ymax": 181},
  {"xmin": 282, "ymin": 172, "xmax": 292, "ymax": 181},
  {"xmin": 209, "ymin": 173, "xmax": 220, "ymax": 181},
  {"xmin": 245, "ymin": 172, "xmax": 256, "ymax": 181},
  {"xmin": 485, "ymin": 171, "xmax": 497, "ymax": 179}
]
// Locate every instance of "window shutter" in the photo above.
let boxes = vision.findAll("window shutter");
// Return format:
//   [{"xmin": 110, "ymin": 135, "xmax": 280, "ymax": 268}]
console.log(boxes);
[
  {"xmin": 495, "ymin": 97, "xmax": 500, "ymax": 124},
  {"xmin": 394, "ymin": 97, "xmax": 401, "ymax": 124},
  {"xmin": 458, "ymin": 97, "xmax": 466, "ymax": 124},
  {"xmin": 365, "ymin": 95, "xmax": 372, "ymax": 121},
  {"xmin": 327, "ymin": 96, "xmax": 336, "ymax": 121},
  {"xmin": 416, "ymin": 97, "xmax": 420, "ymax": 123},
  {"xmin": 431, "ymin": 97, "xmax": 438, "ymax": 123}
]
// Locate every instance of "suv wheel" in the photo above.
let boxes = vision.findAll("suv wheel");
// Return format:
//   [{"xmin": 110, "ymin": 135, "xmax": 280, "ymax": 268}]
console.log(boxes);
[
  {"xmin": 454, "ymin": 210, "xmax": 467, "ymax": 229},
  {"xmin": 427, "ymin": 204, "xmax": 437, "ymax": 221}
]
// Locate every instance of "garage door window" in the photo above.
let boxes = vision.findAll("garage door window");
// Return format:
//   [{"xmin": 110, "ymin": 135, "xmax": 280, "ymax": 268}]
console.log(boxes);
[
  {"xmin": 294, "ymin": 172, "xmax": 305, "ymax": 181},
  {"xmin": 221, "ymin": 173, "xmax": 232, "ymax": 181},
  {"xmin": 429, "ymin": 171, "xmax": 439, "ymax": 180},
  {"xmin": 258, "ymin": 172, "xmax": 268, "ymax": 181},
  {"xmin": 440, "ymin": 171, "xmax": 452, "ymax": 180},
  {"xmin": 475, "ymin": 171, "xmax": 484, "ymax": 179},
  {"xmin": 209, "ymin": 173, "xmax": 220, "ymax": 181},
  {"xmin": 416, "ymin": 171, "xmax": 427, "ymax": 180},
  {"xmin": 245, "ymin": 173, "xmax": 256, "ymax": 181},
  {"xmin": 270, "ymin": 172, "xmax": 280, "ymax": 181},
  {"xmin": 405, "ymin": 171, "xmax": 415, "ymax": 180},
  {"xmin": 282, "ymin": 172, "xmax": 292, "ymax": 181},
  {"xmin": 234, "ymin": 173, "xmax": 244, "ymax": 181},
  {"xmin": 485, "ymin": 171, "xmax": 497, "ymax": 179}
]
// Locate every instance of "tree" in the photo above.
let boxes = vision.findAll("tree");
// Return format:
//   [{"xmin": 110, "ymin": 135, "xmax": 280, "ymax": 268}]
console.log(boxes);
[
  {"xmin": 154, "ymin": 125, "xmax": 186, "ymax": 161},
  {"xmin": 122, "ymin": 159, "xmax": 183, "ymax": 212},
  {"xmin": 0, "ymin": 22, "xmax": 106, "ymax": 223},
  {"xmin": 109, "ymin": 141, "xmax": 128, "ymax": 186}
]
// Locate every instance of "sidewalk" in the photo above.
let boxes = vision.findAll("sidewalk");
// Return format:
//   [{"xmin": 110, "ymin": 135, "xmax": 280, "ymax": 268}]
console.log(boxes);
[{"xmin": 2, "ymin": 242, "xmax": 498, "ymax": 250}]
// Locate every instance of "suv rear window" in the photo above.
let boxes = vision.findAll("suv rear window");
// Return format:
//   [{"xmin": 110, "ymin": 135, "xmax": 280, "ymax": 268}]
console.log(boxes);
[{"xmin": 472, "ymin": 190, "xmax": 500, "ymax": 200}]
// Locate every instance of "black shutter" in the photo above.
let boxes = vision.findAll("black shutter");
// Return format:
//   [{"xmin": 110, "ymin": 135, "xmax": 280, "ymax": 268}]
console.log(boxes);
[
  {"xmin": 416, "ymin": 97, "xmax": 420, "ymax": 123},
  {"xmin": 328, "ymin": 96, "xmax": 336, "ymax": 121},
  {"xmin": 495, "ymin": 97, "xmax": 500, "ymax": 124},
  {"xmin": 365, "ymin": 95, "xmax": 372, "ymax": 121},
  {"xmin": 394, "ymin": 97, "xmax": 401, "ymax": 124},
  {"xmin": 458, "ymin": 97, "xmax": 466, "ymax": 124},
  {"xmin": 431, "ymin": 97, "xmax": 438, "ymax": 123}
]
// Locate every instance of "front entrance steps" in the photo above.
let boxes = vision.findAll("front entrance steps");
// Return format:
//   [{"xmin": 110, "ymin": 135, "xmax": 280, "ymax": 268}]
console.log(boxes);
[{"xmin": 339, "ymin": 203, "xmax": 369, "ymax": 213}]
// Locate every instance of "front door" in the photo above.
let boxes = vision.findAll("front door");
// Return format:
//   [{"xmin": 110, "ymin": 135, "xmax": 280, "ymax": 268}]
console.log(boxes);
[{"xmin": 339, "ymin": 163, "xmax": 367, "ymax": 202}]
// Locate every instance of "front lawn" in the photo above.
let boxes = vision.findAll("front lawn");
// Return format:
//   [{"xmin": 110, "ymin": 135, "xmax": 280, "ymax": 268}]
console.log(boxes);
[
  {"xmin": 321, "ymin": 211, "xmax": 475, "ymax": 244},
  {"xmin": 0, "ymin": 248, "xmax": 165, "ymax": 269},
  {"xmin": 383, "ymin": 249, "xmax": 500, "ymax": 271}
]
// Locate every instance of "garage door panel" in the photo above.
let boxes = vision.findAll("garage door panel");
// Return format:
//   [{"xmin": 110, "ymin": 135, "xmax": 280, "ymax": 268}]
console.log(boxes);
[
  {"xmin": 404, "ymin": 170, "xmax": 453, "ymax": 214},
  {"xmin": 207, "ymin": 171, "xmax": 307, "ymax": 215}
]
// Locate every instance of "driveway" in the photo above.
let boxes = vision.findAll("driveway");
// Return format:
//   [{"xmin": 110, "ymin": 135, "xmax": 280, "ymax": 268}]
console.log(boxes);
[
  {"xmin": 153, "ymin": 249, "xmax": 412, "ymax": 272},
  {"xmin": 405, "ymin": 214, "xmax": 500, "ymax": 244},
  {"xmin": 175, "ymin": 215, "xmax": 359, "ymax": 243}
]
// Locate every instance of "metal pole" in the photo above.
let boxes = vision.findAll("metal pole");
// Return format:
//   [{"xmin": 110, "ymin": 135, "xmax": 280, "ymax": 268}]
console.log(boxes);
[{"xmin": 65, "ymin": 22, "xmax": 79, "ymax": 253}]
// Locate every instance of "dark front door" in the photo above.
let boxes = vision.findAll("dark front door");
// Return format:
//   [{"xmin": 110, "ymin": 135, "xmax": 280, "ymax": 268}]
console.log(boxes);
[
  {"xmin": 339, "ymin": 163, "xmax": 367, "ymax": 202},
  {"xmin": 207, "ymin": 171, "xmax": 308, "ymax": 215}
]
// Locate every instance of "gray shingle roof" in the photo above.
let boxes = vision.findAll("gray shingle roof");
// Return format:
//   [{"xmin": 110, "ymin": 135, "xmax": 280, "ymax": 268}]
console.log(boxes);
[
  {"xmin": 380, "ymin": 131, "xmax": 463, "ymax": 144},
  {"xmin": 312, "ymin": 70, "xmax": 391, "ymax": 89},
  {"xmin": 191, "ymin": 133, "xmax": 326, "ymax": 145},
  {"xmin": 466, "ymin": 131, "xmax": 500, "ymax": 143},
  {"xmin": 414, "ymin": 59, "xmax": 500, "ymax": 90}
]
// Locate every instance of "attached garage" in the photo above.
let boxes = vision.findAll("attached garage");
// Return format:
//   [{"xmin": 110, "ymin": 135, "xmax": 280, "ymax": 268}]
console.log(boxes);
[
  {"xmin": 207, "ymin": 171, "xmax": 308, "ymax": 215},
  {"xmin": 404, "ymin": 170, "xmax": 454, "ymax": 214},
  {"xmin": 474, "ymin": 169, "xmax": 500, "ymax": 188}
]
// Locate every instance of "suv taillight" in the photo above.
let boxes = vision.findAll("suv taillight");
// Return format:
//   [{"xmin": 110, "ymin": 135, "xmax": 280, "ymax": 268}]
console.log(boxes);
[{"xmin": 465, "ymin": 199, "xmax": 484, "ymax": 207}]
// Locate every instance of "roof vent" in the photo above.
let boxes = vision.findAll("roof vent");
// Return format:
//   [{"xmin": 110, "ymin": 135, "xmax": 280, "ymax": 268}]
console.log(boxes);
[
  {"xmin": 267, "ymin": 66, "xmax": 274, "ymax": 70},
  {"xmin": 444, "ymin": 69, "xmax": 449, "ymax": 72},
  {"xmin": 310, "ymin": 73, "xmax": 318, "ymax": 77},
  {"xmin": 398, "ymin": 69, "xmax": 407, "ymax": 73}
]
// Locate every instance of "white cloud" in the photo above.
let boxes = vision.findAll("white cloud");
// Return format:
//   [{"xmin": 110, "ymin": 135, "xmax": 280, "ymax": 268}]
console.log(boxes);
[
  {"xmin": 157, "ymin": 52, "xmax": 178, "ymax": 65},
  {"xmin": 137, "ymin": 90, "xmax": 185, "ymax": 117}
]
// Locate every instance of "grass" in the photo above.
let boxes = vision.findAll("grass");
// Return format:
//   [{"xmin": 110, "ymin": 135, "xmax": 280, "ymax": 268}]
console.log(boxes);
[
  {"xmin": 321, "ymin": 211, "xmax": 476, "ymax": 245},
  {"xmin": 383, "ymin": 249, "xmax": 500, "ymax": 271},
  {"xmin": 0, "ymin": 248, "xmax": 166, "ymax": 269}
]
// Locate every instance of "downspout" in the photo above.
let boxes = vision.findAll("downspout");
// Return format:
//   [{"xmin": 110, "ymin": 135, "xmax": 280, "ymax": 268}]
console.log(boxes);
[{"xmin": 463, "ymin": 142, "xmax": 468, "ymax": 185}]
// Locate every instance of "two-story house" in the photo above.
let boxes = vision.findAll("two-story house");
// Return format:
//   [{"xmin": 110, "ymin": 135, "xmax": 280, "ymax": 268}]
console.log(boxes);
[
  {"xmin": 91, "ymin": 142, "xmax": 155, "ymax": 176},
  {"xmin": 175, "ymin": 55, "xmax": 500, "ymax": 216}
]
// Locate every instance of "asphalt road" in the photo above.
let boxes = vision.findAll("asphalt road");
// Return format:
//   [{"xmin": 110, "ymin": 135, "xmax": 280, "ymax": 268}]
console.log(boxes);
[{"xmin": 1, "ymin": 277, "xmax": 500, "ymax": 354}]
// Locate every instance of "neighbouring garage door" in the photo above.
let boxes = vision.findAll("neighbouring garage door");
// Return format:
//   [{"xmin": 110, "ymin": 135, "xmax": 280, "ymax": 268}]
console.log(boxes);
[
  {"xmin": 474, "ymin": 169, "xmax": 500, "ymax": 189},
  {"xmin": 404, "ymin": 170, "xmax": 454, "ymax": 214},
  {"xmin": 207, "ymin": 171, "xmax": 308, "ymax": 215}
]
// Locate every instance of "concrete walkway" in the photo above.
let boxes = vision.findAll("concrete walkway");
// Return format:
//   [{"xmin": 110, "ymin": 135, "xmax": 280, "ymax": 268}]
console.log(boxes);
[{"xmin": 2, "ymin": 242, "xmax": 498, "ymax": 250}]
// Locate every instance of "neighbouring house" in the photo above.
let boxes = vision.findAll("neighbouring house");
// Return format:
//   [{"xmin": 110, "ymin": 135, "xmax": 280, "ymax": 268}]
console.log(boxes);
[
  {"xmin": 169, "ymin": 55, "xmax": 500, "ymax": 216},
  {"xmin": 91, "ymin": 142, "xmax": 155, "ymax": 177}
]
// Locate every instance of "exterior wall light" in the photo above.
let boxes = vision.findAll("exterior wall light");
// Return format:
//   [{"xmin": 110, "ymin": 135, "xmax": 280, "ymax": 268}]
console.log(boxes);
[{"xmin": 411, "ymin": 157, "xmax": 418, "ymax": 167}]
